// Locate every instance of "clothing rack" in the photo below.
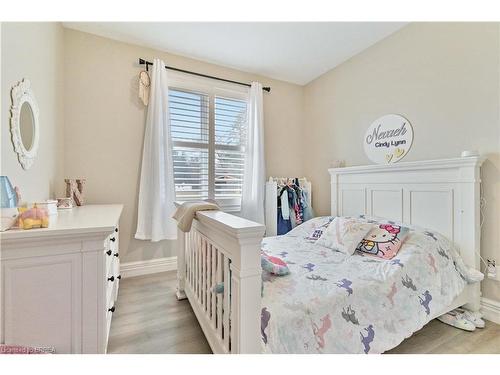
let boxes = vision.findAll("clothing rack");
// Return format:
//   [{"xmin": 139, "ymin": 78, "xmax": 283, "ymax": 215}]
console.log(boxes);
[
  {"xmin": 138, "ymin": 58, "xmax": 271, "ymax": 92},
  {"xmin": 265, "ymin": 176, "xmax": 312, "ymax": 236}
]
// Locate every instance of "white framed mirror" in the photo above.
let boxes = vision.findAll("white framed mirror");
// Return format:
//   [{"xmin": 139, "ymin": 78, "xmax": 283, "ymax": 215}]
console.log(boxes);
[{"xmin": 10, "ymin": 79, "xmax": 40, "ymax": 170}]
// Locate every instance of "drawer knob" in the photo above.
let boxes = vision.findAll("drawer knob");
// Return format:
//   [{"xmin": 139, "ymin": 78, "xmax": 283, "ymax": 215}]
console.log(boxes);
[
  {"xmin": 110, "ymin": 237, "xmax": 116, "ymax": 242},
  {"xmin": 106, "ymin": 250, "xmax": 112, "ymax": 256},
  {"xmin": 113, "ymin": 253, "xmax": 119, "ymax": 257},
  {"xmin": 108, "ymin": 306, "xmax": 115, "ymax": 313},
  {"xmin": 108, "ymin": 276, "xmax": 115, "ymax": 282},
  {"xmin": 117, "ymin": 275, "xmax": 122, "ymax": 280},
  {"xmin": 115, "ymin": 228, "xmax": 118, "ymax": 233}
]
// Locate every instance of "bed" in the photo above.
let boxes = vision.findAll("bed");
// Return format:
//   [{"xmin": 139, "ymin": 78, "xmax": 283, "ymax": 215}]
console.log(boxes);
[{"xmin": 174, "ymin": 156, "xmax": 484, "ymax": 353}]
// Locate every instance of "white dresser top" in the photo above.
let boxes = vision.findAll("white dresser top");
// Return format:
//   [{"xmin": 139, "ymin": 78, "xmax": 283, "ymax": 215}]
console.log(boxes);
[{"xmin": 0, "ymin": 204, "xmax": 123, "ymax": 240}]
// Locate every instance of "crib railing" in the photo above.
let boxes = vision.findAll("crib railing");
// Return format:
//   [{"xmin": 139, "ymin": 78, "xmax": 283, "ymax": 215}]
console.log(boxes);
[{"xmin": 175, "ymin": 210, "xmax": 265, "ymax": 354}]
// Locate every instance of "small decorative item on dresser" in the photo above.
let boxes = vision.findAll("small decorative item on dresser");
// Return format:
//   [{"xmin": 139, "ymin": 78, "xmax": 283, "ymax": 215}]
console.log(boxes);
[
  {"xmin": 34, "ymin": 200, "xmax": 58, "ymax": 216},
  {"xmin": 56, "ymin": 197, "xmax": 73, "ymax": 210},
  {"xmin": 330, "ymin": 160, "xmax": 345, "ymax": 168},
  {"xmin": 17, "ymin": 204, "xmax": 49, "ymax": 230},
  {"xmin": 1, "ymin": 176, "xmax": 18, "ymax": 208},
  {"xmin": 1, "ymin": 176, "xmax": 19, "ymax": 231},
  {"xmin": 45, "ymin": 199, "xmax": 58, "ymax": 215},
  {"xmin": 65, "ymin": 178, "xmax": 86, "ymax": 206}
]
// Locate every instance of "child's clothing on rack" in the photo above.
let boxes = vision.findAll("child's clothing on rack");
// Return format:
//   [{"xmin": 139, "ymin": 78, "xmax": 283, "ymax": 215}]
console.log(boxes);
[{"xmin": 266, "ymin": 177, "xmax": 313, "ymax": 236}]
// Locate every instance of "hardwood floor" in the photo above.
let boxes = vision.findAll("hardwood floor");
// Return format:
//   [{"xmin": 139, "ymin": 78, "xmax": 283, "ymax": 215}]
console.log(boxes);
[
  {"xmin": 108, "ymin": 271, "xmax": 500, "ymax": 354},
  {"xmin": 108, "ymin": 271, "xmax": 211, "ymax": 354}
]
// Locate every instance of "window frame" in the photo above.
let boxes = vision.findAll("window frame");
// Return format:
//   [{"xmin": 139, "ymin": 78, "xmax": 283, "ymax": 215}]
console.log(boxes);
[{"xmin": 168, "ymin": 71, "xmax": 249, "ymax": 211}]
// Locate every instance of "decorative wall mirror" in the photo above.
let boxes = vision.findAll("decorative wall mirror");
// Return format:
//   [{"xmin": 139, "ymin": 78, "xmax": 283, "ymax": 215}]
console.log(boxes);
[{"xmin": 10, "ymin": 79, "xmax": 40, "ymax": 170}]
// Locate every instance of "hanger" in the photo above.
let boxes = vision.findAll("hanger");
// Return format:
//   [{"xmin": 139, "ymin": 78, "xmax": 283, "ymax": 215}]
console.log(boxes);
[{"xmin": 269, "ymin": 176, "xmax": 309, "ymax": 190}]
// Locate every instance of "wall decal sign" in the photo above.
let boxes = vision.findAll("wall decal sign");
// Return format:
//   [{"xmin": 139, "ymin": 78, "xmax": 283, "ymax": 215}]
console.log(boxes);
[{"xmin": 364, "ymin": 114, "xmax": 413, "ymax": 164}]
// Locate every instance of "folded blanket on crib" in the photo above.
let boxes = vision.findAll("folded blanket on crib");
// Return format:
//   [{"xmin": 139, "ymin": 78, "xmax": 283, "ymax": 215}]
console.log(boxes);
[{"xmin": 172, "ymin": 201, "xmax": 220, "ymax": 232}]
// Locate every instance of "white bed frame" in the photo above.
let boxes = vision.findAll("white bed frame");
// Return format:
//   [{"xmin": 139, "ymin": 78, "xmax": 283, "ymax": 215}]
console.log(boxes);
[{"xmin": 175, "ymin": 156, "xmax": 484, "ymax": 353}]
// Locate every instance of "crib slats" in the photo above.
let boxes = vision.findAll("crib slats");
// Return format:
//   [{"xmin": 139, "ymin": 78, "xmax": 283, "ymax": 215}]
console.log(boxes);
[
  {"xmin": 204, "ymin": 243, "xmax": 208, "ymax": 312},
  {"xmin": 206, "ymin": 244, "xmax": 212, "ymax": 314},
  {"xmin": 197, "ymin": 232, "xmax": 201, "ymax": 300},
  {"xmin": 192, "ymin": 232, "xmax": 195, "ymax": 286},
  {"xmin": 190, "ymin": 232, "xmax": 194, "ymax": 285},
  {"xmin": 211, "ymin": 245, "xmax": 216, "ymax": 326},
  {"xmin": 197, "ymin": 236, "xmax": 201, "ymax": 301},
  {"xmin": 183, "ymin": 225, "xmax": 240, "ymax": 353},
  {"xmin": 185, "ymin": 232, "xmax": 189, "ymax": 285},
  {"xmin": 187, "ymin": 232, "xmax": 191, "ymax": 285},
  {"xmin": 223, "ymin": 256, "xmax": 230, "ymax": 350},
  {"xmin": 190, "ymin": 232, "xmax": 194, "ymax": 292},
  {"xmin": 198, "ymin": 233, "xmax": 202, "ymax": 301},
  {"xmin": 185, "ymin": 233, "xmax": 189, "ymax": 284},
  {"xmin": 191, "ymin": 232, "xmax": 195, "ymax": 287},
  {"xmin": 190, "ymin": 231, "xmax": 194, "ymax": 291},
  {"xmin": 205, "ymin": 242, "xmax": 208, "ymax": 312},
  {"xmin": 216, "ymin": 250, "xmax": 223, "ymax": 338},
  {"xmin": 201, "ymin": 237, "xmax": 207, "ymax": 310}
]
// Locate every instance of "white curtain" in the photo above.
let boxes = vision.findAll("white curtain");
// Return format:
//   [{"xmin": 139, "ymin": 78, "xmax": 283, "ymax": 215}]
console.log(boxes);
[
  {"xmin": 135, "ymin": 59, "xmax": 177, "ymax": 241},
  {"xmin": 240, "ymin": 82, "xmax": 266, "ymax": 224}
]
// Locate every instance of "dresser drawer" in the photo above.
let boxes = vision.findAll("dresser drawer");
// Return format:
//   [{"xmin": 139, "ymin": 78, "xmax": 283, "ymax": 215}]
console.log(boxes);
[
  {"xmin": 105, "ymin": 296, "xmax": 116, "ymax": 351},
  {"xmin": 105, "ymin": 273, "xmax": 115, "ymax": 304},
  {"xmin": 105, "ymin": 240, "xmax": 113, "ymax": 275},
  {"xmin": 106, "ymin": 256, "xmax": 119, "ymax": 285},
  {"xmin": 104, "ymin": 227, "xmax": 119, "ymax": 278},
  {"xmin": 112, "ymin": 260, "xmax": 120, "ymax": 302}
]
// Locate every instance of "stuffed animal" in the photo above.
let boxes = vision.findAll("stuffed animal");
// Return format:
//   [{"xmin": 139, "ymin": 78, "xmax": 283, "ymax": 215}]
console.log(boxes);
[{"xmin": 17, "ymin": 204, "xmax": 49, "ymax": 229}]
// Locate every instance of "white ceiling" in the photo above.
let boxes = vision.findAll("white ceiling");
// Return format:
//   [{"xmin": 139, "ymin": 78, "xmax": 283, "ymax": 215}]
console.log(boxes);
[{"xmin": 63, "ymin": 22, "xmax": 406, "ymax": 85}]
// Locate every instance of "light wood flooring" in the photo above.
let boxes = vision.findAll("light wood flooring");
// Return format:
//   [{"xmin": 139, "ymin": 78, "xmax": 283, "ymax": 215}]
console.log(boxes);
[{"xmin": 107, "ymin": 271, "xmax": 500, "ymax": 354}]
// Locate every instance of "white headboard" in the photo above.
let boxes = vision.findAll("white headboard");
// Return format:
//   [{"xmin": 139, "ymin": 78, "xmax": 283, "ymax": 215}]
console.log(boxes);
[{"xmin": 328, "ymin": 157, "xmax": 484, "ymax": 273}]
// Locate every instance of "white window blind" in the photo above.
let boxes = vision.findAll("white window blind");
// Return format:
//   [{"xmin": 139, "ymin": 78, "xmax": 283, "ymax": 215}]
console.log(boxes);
[{"xmin": 169, "ymin": 86, "xmax": 248, "ymax": 210}]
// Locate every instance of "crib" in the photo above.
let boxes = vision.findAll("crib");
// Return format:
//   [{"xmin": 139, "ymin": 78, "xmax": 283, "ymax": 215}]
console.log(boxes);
[{"xmin": 175, "ymin": 210, "xmax": 265, "ymax": 353}]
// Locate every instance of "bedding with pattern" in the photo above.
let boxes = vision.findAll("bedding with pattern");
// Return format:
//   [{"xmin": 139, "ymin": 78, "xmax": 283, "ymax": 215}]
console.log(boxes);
[{"xmin": 260, "ymin": 216, "xmax": 481, "ymax": 354}]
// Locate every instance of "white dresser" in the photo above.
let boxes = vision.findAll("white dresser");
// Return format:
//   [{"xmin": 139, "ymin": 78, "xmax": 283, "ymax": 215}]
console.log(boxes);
[{"xmin": 0, "ymin": 204, "xmax": 123, "ymax": 353}]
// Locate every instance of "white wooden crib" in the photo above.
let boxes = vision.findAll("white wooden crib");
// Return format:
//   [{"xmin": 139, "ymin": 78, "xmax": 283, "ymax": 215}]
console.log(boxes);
[
  {"xmin": 175, "ymin": 156, "xmax": 484, "ymax": 353},
  {"xmin": 175, "ymin": 211, "xmax": 265, "ymax": 353}
]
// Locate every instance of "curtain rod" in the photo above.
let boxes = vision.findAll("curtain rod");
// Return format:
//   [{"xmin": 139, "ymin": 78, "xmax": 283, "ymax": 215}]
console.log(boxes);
[{"xmin": 138, "ymin": 58, "xmax": 271, "ymax": 93}]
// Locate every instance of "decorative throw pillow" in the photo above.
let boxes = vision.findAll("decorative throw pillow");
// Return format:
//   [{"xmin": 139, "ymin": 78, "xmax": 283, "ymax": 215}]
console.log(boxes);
[
  {"xmin": 261, "ymin": 252, "xmax": 290, "ymax": 276},
  {"xmin": 315, "ymin": 217, "xmax": 373, "ymax": 255},
  {"xmin": 356, "ymin": 223, "xmax": 410, "ymax": 259}
]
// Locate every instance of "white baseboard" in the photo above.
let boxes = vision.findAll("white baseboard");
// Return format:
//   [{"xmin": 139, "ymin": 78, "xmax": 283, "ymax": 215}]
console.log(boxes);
[
  {"xmin": 120, "ymin": 256, "xmax": 177, "ymax": 279},
  {"xmin": 481, "ymin": 297, "xmax": 500, "ymax": 325}
]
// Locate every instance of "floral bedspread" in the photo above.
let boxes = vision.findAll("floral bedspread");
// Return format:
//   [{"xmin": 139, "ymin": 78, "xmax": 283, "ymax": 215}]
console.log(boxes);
[{"xmin": 260, "ymin": 216, "xmax": 479, "ymax": 354}]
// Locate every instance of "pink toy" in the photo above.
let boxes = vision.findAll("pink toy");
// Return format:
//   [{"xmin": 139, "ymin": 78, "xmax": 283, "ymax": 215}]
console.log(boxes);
[{"xmin": 17, "ymin": 204, "xmax": 49, "ymax": 230}]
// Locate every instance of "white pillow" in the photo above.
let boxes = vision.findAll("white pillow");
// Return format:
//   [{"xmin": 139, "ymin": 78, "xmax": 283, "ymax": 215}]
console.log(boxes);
[{"xmin": 315, "ymin": 217, "xmax": 373, "ymax": 255}]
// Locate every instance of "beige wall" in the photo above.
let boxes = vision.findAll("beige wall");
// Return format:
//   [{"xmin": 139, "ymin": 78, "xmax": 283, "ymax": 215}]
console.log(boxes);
[
  {"xmin": 303, "ymin": 23, "xmax": 500, "ymax": 301},
  {"xmin": 1, "ymin": 23, "xmax": 65, "ymax": 202},
  {"xmin": 63, "ymin": 29, "xmax": 304, "ymax": 263}
]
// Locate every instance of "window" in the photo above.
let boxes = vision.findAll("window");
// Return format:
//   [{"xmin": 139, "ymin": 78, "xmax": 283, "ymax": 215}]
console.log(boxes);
[{"xmin": 168, "ymin": 76, "xmax": 248, "ymax": 211}]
